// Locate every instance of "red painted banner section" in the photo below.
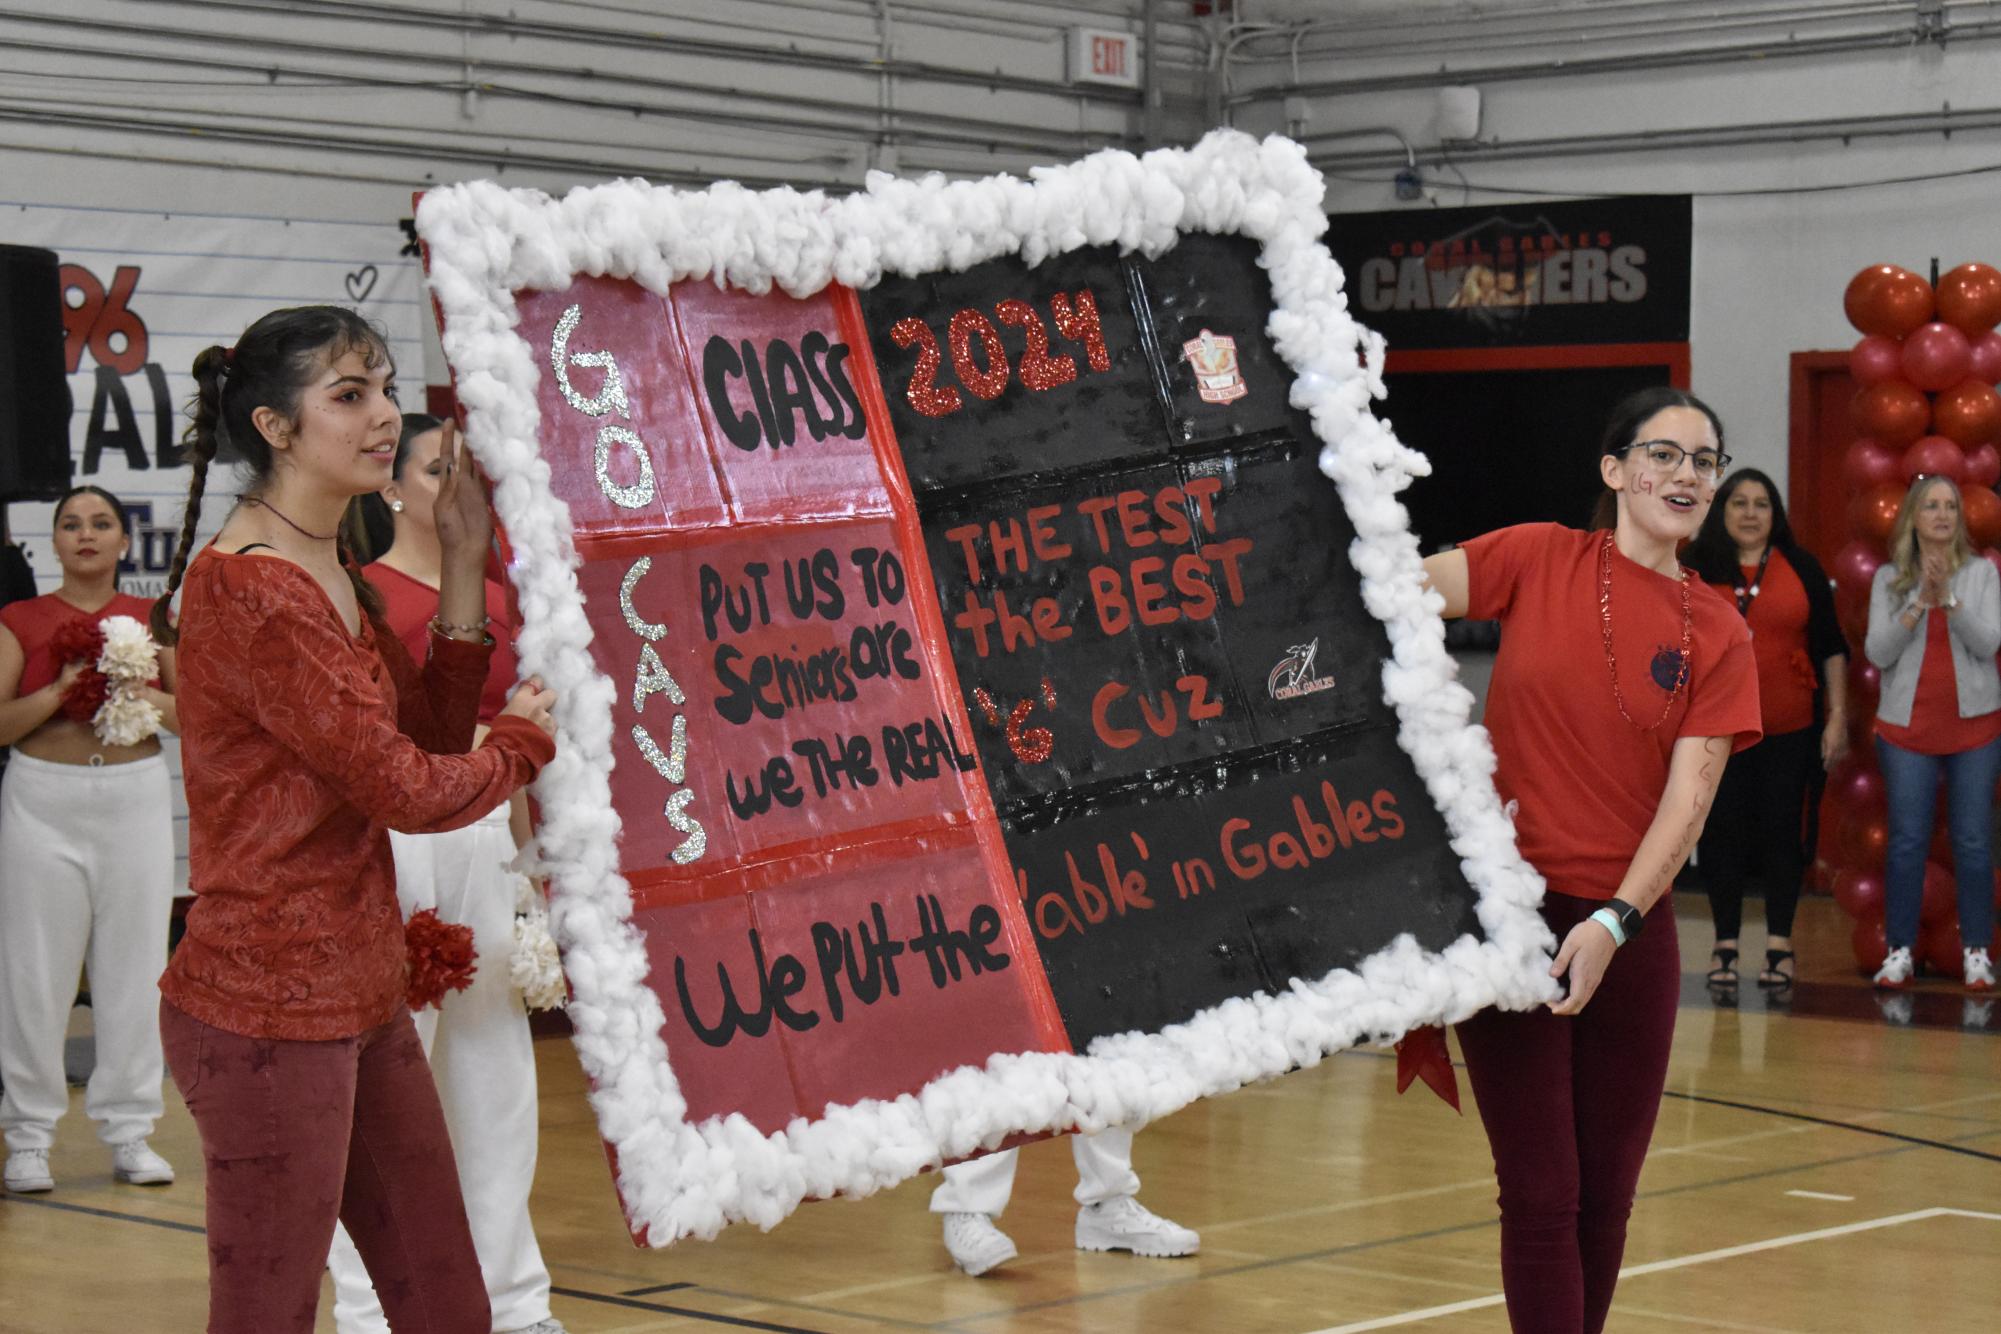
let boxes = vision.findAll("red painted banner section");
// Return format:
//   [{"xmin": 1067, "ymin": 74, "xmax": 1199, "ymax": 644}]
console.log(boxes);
[
  {"xmin": 514, "ymin": 278, "xmax": 730, "ymax": 539},
  {"xmin": 522, "ymin": 273, "xmax": 1071, "ymax": 1142},
  {"xmin": 671, "ymin": 283, "xmax": 892, "ymax": 524}
]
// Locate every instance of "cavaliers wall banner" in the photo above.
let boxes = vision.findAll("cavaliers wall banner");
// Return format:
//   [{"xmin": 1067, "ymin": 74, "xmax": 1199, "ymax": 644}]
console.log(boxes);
[
  {"xmin": 418, "ymin": 130, "xmax": 1557, "ymax": 1245},
  {"xmin": 1324, "ymin": 195, "xmax": 1692, "ymax": 349}
]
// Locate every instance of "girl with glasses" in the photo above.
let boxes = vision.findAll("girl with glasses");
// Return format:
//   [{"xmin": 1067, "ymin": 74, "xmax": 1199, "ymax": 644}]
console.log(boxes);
[{"xmin": 1420, "ymin": 386, "xmax": 1761, "ymax": 1333}]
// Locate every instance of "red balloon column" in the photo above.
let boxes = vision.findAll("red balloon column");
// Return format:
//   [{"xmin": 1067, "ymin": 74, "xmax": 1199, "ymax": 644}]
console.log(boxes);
[{"xmin": 1827, "ymin": 261, "xmax": 2001, "ymax": 974}]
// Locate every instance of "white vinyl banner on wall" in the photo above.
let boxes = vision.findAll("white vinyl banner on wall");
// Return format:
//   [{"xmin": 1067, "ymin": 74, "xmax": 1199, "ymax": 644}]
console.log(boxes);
[{"xmin": 2, "ymin": 200, "xmax": 424, "ymax": 888}]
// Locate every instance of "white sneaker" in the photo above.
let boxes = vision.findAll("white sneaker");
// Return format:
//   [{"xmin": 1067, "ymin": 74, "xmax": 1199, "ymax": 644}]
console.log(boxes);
[
  {"xmin": 4, "ymin": 1148, "xmax": 53, "ymax": 1193},
  {"xmin": 1873, "ymin": 945, "xmax": 1915, "ymax": 989},
  {"xmin": 940, "ymin": 1211, "xmax": 1017, "ymax": 1277},
  {"xmin": 1965, "ymin": 947, "xmax": 1996, "ymax": 992},
  {"xmin": 501, "ymin": 1321, "xmax": 568, "ymax": 1334},
  {"xmin": 110, "ymin": 1140, "xmax": 174, "ymax": 1186},
  {"xmin": 1075, "ymin": 1196, "xmax": 1200, "ymax": 1258}
]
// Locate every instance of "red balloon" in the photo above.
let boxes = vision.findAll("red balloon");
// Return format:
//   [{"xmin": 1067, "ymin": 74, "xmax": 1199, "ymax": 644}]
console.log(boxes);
[
  {"xmin": 1970, "ymin": 331, "xmax": 2001, "ymax": 384},
  {"xmin": 1932, "ymin": 378, "xmax": 2001, "ymax": 447},
  {"xmin": 1850, "ymin": 334, "xmax": 1905, "ymax": 386},
  {"xmin": 1853, "ymin": 379, "xmax": 1932, "ymax": 447},
  {"xmin": 1964, "ymin": 485, "xmax": 2001, "ymax": 549},
  {"xmin": 1843, "ymin": 438, "xmax": 1904, "ymax": 491},
  {"xmin": 1832, "ymin": 867, "xmax": 1886, "ymax": 919},
  {"xmin": 1902, "ymin": 322, "xmax": 1974, "ymax": 392},
  {"xmin": 1829, "ymin": 539, "xmax": 1885, "ymax": 612},
  {"xmin": 1839, "ymin": 810, "xmax": 1890, "ymax": 867},
  {"xmin": 1965, "ymin": 443, "xmax": 2001, "ymax": 487},
  {"xmin": 1903, "ymin": 434, "xmax": 1968, "ymax": 481},
  {"xmin": 1846, "ymin": 265, "xmax": 1936, "ymax": 339},
  {"xmin": 1848, "ymin": 657, "xmax": 1882, "ymax": 713},
  {"xmin": 1921, "ymin": 918, "xmax": 1964, "ymax": 976},
  {"xmin": 1921, "ymin": 860, "xmax": 1960, "ymax": 925},
  {"xmin": 1825, "ymin": 752, "xmax": 1885, "ymax": 819},
  {"xmin": 1852, "ymin": 912, "xmax": 1891, "ymax": 973},
  {"xmin": 1847, "ymin": 480, "xmax": 1908, "ymax": 547},
  {"xmin": 1807, "ymin": 857, "xmax": 1835, "ymax": 893},
  {"xmin": 1936, "ymin": 262, "xmax": 2001, "ymax": 336}
]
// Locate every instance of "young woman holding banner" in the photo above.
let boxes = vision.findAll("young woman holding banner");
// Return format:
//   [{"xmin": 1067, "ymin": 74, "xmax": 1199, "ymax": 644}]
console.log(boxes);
[
  {"xmin": 154, "ymin": 306, "xmax": 557, "ymax": 1333},
  {"xmin": 1421, "ymin": 387, "xmax": 1761, "ymax": 1333},
  {"xmin": 324, "ymin": 412, "xmax": 565, "ymax": 1334}
]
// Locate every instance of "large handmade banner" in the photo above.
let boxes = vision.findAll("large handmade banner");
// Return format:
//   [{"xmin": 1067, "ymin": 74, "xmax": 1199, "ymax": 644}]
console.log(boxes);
[{"xmin": 419, "ymin": 131, "xmax": 1555, "ymax": 1245}]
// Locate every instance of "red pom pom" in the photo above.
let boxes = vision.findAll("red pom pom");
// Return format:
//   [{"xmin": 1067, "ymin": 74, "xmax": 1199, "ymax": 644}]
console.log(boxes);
[
  {"xmin": 46, "ymin": 617, "xmax": 109, "ymax": 723},
  {"xmin": 405, "ymin": 908, "xmax": 477, "ymax": 1011}
]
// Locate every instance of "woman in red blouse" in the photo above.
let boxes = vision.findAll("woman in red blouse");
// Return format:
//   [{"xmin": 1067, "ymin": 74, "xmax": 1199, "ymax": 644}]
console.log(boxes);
[
  {"xmin": 325, "ymin": 413, "xmax": 565, "ymax": 1334},
  {"xmin": 151, "ymin": 306, "xmax": 557, "ymax": 1334},
  {"xmin": 1423, "ymin": 388, "xmax": 1761, "ymax": 1333},
  {"xmin": 0, "ymin": 486, "xmax": 178, "ymax": 1195},
  {"xmin": 1682, "ymin": 469, "xmax": 1849, "ymax": 993}
]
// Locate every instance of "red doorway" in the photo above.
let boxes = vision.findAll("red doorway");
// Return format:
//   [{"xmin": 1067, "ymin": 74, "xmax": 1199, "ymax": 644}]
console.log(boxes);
[{"xmin": 1786, "ymin": 350, "xmax": 1856, "ymax": 556}]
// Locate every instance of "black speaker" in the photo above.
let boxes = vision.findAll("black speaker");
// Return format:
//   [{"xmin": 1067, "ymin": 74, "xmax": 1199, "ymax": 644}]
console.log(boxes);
[{"xmin": 0, "ymin": 244, "xmax": 75, "ymax": 503}]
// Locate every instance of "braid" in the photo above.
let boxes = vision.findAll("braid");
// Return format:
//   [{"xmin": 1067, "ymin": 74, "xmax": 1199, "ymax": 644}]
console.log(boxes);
[
  {"xmin": 153, "ymin": 346, "xmax": 226, "ymax": 645},
  {"xmin": 339, "ymin": 532, "xmax": 385, "ymax": 626}
]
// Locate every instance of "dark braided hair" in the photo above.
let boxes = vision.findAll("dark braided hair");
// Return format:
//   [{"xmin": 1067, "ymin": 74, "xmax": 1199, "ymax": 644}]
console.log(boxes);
[{"xmin": 152, "ymin": 306, "xmax": 392, "ymax": 644}]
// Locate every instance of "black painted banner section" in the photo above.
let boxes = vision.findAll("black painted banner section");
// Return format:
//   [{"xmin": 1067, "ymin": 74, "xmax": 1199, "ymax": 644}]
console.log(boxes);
[{"xmin": 860, "ymin": 236, "xmax": 1482, "ymax": 1046}]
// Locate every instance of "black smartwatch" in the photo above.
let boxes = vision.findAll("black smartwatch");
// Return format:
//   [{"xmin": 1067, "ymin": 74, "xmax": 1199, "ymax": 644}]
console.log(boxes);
[{"xmin": 1589, "ymin": 899, "xmax": 1645, "ymax": 947}]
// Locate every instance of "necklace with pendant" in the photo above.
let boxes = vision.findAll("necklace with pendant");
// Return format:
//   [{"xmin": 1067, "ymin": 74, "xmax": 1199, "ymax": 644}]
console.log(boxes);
[{"xmin": 1598, "ymin": 530, "xmax": 1693, "ymax": 731}]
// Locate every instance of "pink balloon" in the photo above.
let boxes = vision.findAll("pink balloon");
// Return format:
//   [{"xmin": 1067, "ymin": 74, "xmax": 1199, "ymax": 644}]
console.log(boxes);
[
  {"xmin": 1967, "ymin": 443, "xmax": 2001, "ymax": 487},
  {"xmin": 1904, "ymin": 434, "xmax": 1968, "ymax": 481},
  {"xmin": 1851, "ymin": 334, "xmax": 1905, "ymax": 386},
  {"xmin": 1842, "ymin": 437, "xmax": 1904, "ymax": 490},
  {"xmin": 1971, "ymin": 330, "xmax": 2001, "ymax": 384},
  {"xmin": 1902, "ymin": 321, "xmax": 1974, "ymax": 393}
]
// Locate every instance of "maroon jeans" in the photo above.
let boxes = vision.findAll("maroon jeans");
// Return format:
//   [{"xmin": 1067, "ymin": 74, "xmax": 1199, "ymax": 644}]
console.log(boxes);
[
  {"xmin": 160, "ymin": 1001, "xmax": 489, "ymax": 1334},
  {"xmin": 1455, "ymin": 890, "xmax": 1680, "ymax": 1334}
]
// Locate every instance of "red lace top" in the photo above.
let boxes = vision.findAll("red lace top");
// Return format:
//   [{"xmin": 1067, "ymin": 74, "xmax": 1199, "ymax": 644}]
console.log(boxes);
[
  {"xmin": 159, "ymin": 547, "xmax": 555, "ymax": 1040},
  {"xmin": 367, "ymin": 561, "xmax": 517, "ymax": 725},
  {"xmin": 0, "ymin": 591, "xmax": 162, "ymax": 696}
]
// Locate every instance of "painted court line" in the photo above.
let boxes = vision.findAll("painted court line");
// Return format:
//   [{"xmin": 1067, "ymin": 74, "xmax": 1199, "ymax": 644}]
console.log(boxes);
[
  {"xmin": 1301, "ymin": 1208, "xmax": 2001, "ymax": 1333},
  {"xmin": 1784, "ymin": 1189, "xmax": 1855, "ymax": 1201}
]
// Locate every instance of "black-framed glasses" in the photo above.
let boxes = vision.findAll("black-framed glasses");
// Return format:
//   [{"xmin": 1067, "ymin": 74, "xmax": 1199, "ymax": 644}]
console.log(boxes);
[{"xmin": 1615, "ymin": 439, "xmax": 1731, "ymax": 484}]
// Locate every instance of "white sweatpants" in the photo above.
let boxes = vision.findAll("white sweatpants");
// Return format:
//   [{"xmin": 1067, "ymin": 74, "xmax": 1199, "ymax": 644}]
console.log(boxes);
[
  {"xmin": 0, "ymin": 751, "xmax": 173, "ymax": 1152},
  {"xmin": 327, "ymin": 807, "xmax": 554, "ymax": 1334},
  {"xmin": 928, "ymin": 1125, "xmax": 1143, "ymax": 1216}
]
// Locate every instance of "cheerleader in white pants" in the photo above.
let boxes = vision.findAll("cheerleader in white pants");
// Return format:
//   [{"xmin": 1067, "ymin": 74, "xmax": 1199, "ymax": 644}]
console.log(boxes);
[
  {"xmin": 930, "ymin": 1125, "xmax": 1200, "ymax": 1276},
  {"xmin": 0, "ymin": 486, "xmax": 177, "ymax": 1194},
  {"xmin": 324, "ymin": 415, "xmax": 565, "ymax": 1334}
]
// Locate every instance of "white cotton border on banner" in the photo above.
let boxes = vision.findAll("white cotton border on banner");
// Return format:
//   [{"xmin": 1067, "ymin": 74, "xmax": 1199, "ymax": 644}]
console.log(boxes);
[{"xmin": 416, "ymin": 128, "xmax": 1557, "ymax": 1246}]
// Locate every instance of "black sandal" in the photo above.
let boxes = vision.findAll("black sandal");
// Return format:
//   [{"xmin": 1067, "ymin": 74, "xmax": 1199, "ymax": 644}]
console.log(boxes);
[
  {"xmin": 1759, "ymin": 949, "xmax": 1796, "ymax": 992},
  {"xmin": 1707, "ymin": 946, "xmax": 1740, "ymax": 988}
]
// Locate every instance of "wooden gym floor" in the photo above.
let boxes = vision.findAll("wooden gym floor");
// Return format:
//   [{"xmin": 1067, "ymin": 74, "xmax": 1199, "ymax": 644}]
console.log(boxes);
[{"xmin": 3, "ymin": 892, "xmax": 1997, "ymax": 1334}]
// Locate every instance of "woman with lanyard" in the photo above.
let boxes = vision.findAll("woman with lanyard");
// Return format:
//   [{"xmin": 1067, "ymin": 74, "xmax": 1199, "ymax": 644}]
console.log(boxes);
[
  {"xmin": 0, "ymin": 485, "xmax": 177, "ymax": 1194},
  {"xmin": 154, "ymin": 306, "xmax": 557, "ymax": 1332},
  {"xmin": 1864, "ymin": 474, "xmax": 2000, "ymax": 990},
  {"xmin": 1422, "ymin": 386, "xmax": 1760, "ymax": 1333},
  {"xmin": 324, "ymin": 412, "xmax": 566, "ymax": 1334},
  {"xmin": 1681, "ymin": 469, "xmax": 1848, "ymax": 994}
]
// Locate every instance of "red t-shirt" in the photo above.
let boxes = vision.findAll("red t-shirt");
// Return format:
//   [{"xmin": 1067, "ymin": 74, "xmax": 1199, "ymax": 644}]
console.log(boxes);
[
  {"xmin": 366, "ymin": 562, "xmax": 517, "ymax": 725},
  {"xmin": 1705, "ymin": 549, "xmax": 1817, "ymax": 737},
  {"xmin": 1873, "ymin": 608, "xmax": 2001, "ymax": 755},
  {"xmin": 0, "ymin": 591, "xmax": 161, "ymax": 696},
  {"xmin": 1464, "ymin": 524, "xmax": 1762, "ymax": 900},
  {"xmin": 159, "ymin": 547, "xmax": 555, "ymax": 1041}
]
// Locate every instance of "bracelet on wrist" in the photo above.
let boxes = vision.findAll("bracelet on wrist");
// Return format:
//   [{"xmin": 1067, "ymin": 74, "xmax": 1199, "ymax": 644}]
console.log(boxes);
[{"xmin": 429, "ymin": 614, "xmax": 494, "ymax": 644}]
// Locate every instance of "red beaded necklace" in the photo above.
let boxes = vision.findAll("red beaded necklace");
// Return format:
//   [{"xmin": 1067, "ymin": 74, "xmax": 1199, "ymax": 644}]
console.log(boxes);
[{"xmin": 1598, "ymin": 530, "xmax": 1692, "ymax": 731}]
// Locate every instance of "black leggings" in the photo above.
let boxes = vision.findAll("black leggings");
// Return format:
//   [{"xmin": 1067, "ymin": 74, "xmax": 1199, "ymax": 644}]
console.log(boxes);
[{"xmin": 1697, "ymin": 725, "xmax": 1818, "ymax": 940}]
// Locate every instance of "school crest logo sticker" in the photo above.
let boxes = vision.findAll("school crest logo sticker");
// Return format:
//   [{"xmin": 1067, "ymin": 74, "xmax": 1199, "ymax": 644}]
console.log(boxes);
[
  {"xmin": 1269, "ymin": 638, "xmax": 1336, "ymax": 701},
  {"xmin": 1181, "ymin": 328, "xmax": 1248, "ymax": 403}
]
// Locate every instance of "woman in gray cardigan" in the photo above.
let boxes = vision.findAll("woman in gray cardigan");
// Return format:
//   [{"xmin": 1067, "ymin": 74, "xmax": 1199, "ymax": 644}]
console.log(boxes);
[{"xmin": 1864, "ymin": 474, "xmax": 2001, "ymax": 990}]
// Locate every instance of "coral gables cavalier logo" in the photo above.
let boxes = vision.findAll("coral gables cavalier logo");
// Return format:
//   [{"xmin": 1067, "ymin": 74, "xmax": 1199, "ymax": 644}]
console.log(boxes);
[{"xmin": 1268, "ymin": 638, "xmax": 1335, "ymax": 701}]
